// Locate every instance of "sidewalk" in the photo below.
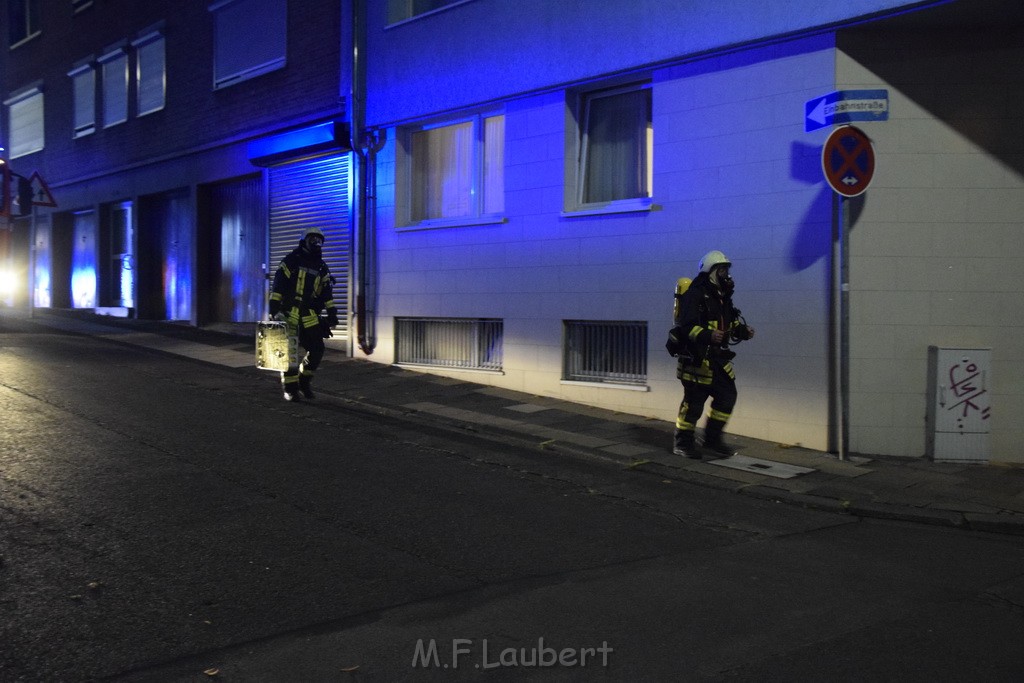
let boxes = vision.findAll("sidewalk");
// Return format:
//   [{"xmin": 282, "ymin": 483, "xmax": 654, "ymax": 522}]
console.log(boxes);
[{"xmin": 6, "ymin": 307, "xmax": 1024, "ymax": 536}]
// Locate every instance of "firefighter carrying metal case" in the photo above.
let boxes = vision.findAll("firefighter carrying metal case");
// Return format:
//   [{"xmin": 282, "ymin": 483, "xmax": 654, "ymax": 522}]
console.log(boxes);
[{"xmin": 255, "ymin": 321, "xmax": 297, "ymax": 372}]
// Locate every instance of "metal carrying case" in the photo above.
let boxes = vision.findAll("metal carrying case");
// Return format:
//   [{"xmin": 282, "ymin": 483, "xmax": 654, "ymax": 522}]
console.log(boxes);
[{"xmin": 255, "ymin": 321, "xmax": 297, "ymax": 372}]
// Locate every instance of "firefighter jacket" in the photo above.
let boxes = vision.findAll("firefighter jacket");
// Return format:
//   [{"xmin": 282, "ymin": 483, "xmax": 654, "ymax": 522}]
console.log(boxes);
[
  {"xmin": 668, "ymin": 272, "xmax": 747, "ymax": 385},
  {"xmin": 269, "ymin": 243, "xmax": 337, "ymax": 331}
]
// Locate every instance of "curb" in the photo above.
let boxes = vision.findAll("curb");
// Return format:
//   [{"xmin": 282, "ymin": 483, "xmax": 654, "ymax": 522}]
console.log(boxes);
[
  {"xmin": 740, "ymin": 485, "xmax": 852, "ymax": 515},
  {"xmin": 964, "ymin": 513, "xmax": 1024, "ymax": 536},
  {"xmin": 12, "ymin": 312, "xmax": 1024, "ymax": 538},
  {"xmin": 261, "ymin": 387, "xmax": 1024, "ymax": 538},
  {"xmin": 846, "ymin": 500, "xmax": 965, "ymax": 529}
]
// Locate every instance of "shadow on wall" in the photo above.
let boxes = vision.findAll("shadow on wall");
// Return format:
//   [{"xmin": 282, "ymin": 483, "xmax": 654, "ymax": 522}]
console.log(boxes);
[
  {"xmin": 840, "ymin": 26, "xmax": 1024, "ymax": 176},
  {"xmin": 788, "ymin": 140, "xmax": 866, "ymax": 274}
]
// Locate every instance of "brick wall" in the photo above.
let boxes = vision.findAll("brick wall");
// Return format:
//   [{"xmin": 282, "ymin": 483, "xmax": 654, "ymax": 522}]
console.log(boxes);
[{"xmin": 3, "ymin": 0, "xmax": 342, "ymax": 185}]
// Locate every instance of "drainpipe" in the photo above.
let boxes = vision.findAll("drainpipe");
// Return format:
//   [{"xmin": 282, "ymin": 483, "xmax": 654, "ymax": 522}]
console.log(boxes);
[{"xmin": 348, "ymin": 0, "xmax": 385, "ymax": 355}]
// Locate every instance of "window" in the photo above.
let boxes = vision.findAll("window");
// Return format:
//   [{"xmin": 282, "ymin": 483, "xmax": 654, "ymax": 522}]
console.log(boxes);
[
  {"xmin": 100, "ymin": 48, "xmax": 128, "ymax": 128},
  {"xmin": 387, "ymin": 0, "xmax": 469, "ymax": 24},
  {"xmin": 4, "ymin": 86, "xmax": 44, "ymax": 158},
  {"xmin": 395, "ymin": 318, "xmax": 503, "ymax": 371},
  {"xmin": 210, "ymin": 0, "xmax": 286, "ymax": 90},
  {"xmin": 403, "ymin": 113, "xmax": 504, "ymax": 226},
  {"xmin": 133, "ymin": 31, "xmax": 166, "ymax": 116},
  {"xmin": 575, "ymin": 83, "xmax": 653, "ymax": 210},
  {"xmin": 8, "ymin": 0, "xmax": 40, "ymax": 47},
  {"xmin": 69, "ymin": 63, "xmax": 96, "ymax": 138},
  {"xmin": 563, "ymin": 320, "xmax": 648, "ymax": 386}
]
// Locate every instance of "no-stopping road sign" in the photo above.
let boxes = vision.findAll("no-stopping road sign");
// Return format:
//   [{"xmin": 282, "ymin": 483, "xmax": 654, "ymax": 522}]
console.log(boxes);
[{"xmin": 822, "ymin": 125, "xmax": 875, "ymax": 197}]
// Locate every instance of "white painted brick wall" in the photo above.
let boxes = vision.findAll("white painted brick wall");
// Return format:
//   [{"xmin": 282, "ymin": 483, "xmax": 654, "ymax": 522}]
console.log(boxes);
[
  {"xmin": 367, "ymin": 28, "xmax": 1024, "ymax": 463},
  {"xmin": 367, "ymin": 37, "xmax": 838, "ymax": 453},
  {"xmin": 839, "ymin": 28, "xmax": 1024, "ymax": 461}
]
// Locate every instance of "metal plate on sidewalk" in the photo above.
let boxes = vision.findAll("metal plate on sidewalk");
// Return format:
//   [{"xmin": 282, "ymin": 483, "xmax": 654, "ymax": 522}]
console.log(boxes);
[
  {"xmin": 708, "ymin": 454, "xmax": 815, "ymax": 479},
  {"xmin": 504, "ymin": 403, "xmax": 551, "ymax": 414}
]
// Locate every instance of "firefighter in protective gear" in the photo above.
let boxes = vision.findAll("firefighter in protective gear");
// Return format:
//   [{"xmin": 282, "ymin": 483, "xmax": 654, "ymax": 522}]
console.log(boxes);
[
  {"xmin": 268, "ymin": 227, "xmax": 338, "ymax": 401},
  {"xmin": 667, "ymin": 250, "xmax": 755, "ymax": 458}
]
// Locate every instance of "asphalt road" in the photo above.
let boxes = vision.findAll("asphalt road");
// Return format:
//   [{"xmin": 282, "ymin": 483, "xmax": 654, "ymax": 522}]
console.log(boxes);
[{"xmin": 2, "ymin": 323, "xmax": 1023, "ymax": 681}]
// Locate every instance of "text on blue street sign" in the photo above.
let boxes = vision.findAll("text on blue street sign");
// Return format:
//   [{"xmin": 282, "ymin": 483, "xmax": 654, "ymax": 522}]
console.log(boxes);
[{"xmin": 805, "ymin": 89, "xmax": 889, "ymax": 132}]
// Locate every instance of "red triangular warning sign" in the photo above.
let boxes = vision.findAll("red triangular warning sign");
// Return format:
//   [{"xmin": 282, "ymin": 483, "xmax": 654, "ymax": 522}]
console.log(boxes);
[{"xmin": 28, "ymin": 171, "xmax": 57, "ymax": 208}]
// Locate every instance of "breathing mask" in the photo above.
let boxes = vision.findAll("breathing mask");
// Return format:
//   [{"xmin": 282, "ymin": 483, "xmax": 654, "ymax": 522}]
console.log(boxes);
[
  {"xmin": 710, "ymin": 265, "xmax": 734, "ymax": 296},
  {"xmin": 305, "ymin": 234, "xmax": 324, "ymax": 258}
]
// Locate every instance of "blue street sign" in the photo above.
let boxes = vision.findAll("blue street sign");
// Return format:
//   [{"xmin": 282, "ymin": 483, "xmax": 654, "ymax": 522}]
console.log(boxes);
[{"xmin": 805, "ymin": 89, "xmax": 888, "ymax": 132}]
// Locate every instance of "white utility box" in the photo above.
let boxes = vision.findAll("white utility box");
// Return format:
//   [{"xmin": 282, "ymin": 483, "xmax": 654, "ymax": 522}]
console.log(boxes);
[{"xmin": 926, "ymin": 347, "xmax": 991, "ymax": 463}]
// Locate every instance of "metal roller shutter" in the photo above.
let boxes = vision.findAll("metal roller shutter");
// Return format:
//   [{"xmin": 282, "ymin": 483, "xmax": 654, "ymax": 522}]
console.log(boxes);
[{"xmin": 268, "ymin": 154, "xmax": 352, "ymax": 339}]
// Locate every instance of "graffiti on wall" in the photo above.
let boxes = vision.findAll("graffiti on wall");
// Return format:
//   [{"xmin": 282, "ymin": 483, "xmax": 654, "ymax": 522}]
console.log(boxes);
[{"xmin": 939, "ymin": 355, "xmax": 991, "ymax": 434}]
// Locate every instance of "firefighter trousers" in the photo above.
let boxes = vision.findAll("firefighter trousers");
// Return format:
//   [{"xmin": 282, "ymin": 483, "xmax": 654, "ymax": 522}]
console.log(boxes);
[
  {"xmin": 281, "ymin": 323, "xmax": 325, "ymax": 393},
  {"xmin": 675, "ymin": 362, "xmax": 737, "ymax": 448}
]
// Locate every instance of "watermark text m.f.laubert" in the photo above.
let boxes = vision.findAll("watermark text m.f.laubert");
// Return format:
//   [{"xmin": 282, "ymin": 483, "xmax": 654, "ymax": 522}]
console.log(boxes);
[{"xmin": 412, "ymin": 637, "xmax": 613, "ymax": 669}]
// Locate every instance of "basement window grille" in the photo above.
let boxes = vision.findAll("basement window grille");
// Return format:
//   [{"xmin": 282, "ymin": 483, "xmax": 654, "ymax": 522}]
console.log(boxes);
[
  {"xmin": 563, "ymin": 320, "xmax": 647, "ymax": 386},
  {"xmin": 395, "ymin": 317, "xmax": 503, "ymax": 371}
]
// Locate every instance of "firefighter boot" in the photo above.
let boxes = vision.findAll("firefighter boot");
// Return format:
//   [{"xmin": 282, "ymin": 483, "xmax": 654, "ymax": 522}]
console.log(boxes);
[
  {"xmin": 298, "ymin": 373, "xmax": 315, "ymax": 400},
  {"xmin": 282, "ymin": 374, "xmax": 301, "ymax": 402},
  {"xmin": 672, "ymin": 430, "xmax": 701, "ymax": 459},
  {"xmin": 701, "ymin": 426, "xmax": 736, "ymax": 458}
]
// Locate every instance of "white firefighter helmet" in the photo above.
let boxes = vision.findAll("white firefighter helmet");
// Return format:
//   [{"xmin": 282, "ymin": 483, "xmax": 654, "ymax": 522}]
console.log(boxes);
[
  {"xmin": 304, "ymin": 227, "xmax": 325, "ymax": 242},
  {"xmin": 699, "ymin": 250, "xmax": 730, "ymax": 273}
]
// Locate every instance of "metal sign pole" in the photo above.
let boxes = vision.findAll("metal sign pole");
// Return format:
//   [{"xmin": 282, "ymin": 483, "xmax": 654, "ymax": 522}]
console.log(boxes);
[
  {"xmin": 839, "ymin": 195, "xmax": 850, "ymax": 461},
  {"xmin": 822, "ymin": 125, "xmax": 874, "ymax": 462}
]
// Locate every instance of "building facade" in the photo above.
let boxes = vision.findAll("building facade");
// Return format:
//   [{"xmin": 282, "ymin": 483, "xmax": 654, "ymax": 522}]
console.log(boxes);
[
  {"xmin": 4, "ymin": 0, "xmax": 1022, "ymax": 462},
  {"xmin": 1, "ymin": 0, "xmax": 354, "ymax": 340},
  {"xmin": 361, "ymin": 0, "xmax": 1024, "ymax": 462}
]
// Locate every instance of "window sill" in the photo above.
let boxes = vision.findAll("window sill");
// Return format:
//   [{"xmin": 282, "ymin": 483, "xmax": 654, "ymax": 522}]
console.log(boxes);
[
  {"xmin": 561, "ymin": 198, "xmax": 660, "ymax": 218},
  {"xmin": 560, "ymin": 380, "xmax": 650, "ymax": 392},
  {"xmin": 395, "ymin": 363, "xmax": 505, "ymax": 376},
  {"xmin": 214, "ymin": 58, "xmax": 287, "ymax": 91},
  {"xmin": 9, "ymin": 31, "xmax": 41, "ymax": 50},
  {"xmin": 385, "ymin": 0, "xmax": 477, "ymax": 29},
  {"xmin": 396, "ymin": 215, "xmax": 507, "ymax": 232},
  {"xmin": 137, "ymin": 105, "xmax": 165, "ymax": 118}
]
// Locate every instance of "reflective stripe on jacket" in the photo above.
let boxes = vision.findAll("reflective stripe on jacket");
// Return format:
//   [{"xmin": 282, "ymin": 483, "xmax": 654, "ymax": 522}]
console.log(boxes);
[
  {"xmin": 675, "ymin": 273, "xmax": 742, "ymax": 384},
  {"xmin": 269, "ymin": 245, "xmax": 335, "ymax": 329}
]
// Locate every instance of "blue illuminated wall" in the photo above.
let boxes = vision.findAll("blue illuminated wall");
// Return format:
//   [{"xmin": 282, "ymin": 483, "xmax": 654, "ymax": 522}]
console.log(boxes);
[
  {"xmin": 33, "ymin": 219, "xmax": 52, "ymax": 308},
  {"xmin": 71, "ymin": 212, "xmax": 97, "ymax": 309},
  {"xmin": 138, "ymin": 188, "xmax": 194, "ymax": 321},
  {"xmin": 209, "ymin": 175, "xmax": 267, "ymax": 323},
  {"xmin": 362, "ymin": 0, "xmax": 1024, "ymax": 459},
  {"xmin": 2, "ymin": 0, "xmax": 344, "ymax": 328},
  {"xmin": 367, "ymin": 0, "xmax": 943, "ymax": 125},
  {"xmin": 370, "ymin": 31, "xmax": 840, "ymax": 450}
]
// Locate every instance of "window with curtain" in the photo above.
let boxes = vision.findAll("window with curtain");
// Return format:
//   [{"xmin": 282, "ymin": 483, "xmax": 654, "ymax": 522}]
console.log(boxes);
[
  {"xmin": 407, "ymin": 113, "xmax": 504, "ymax": 225},
  {"xmin": 210, "ymin": 0, "xmax": 286, "ymax": 90},
  {"xmin": 69, "ymin": 63, "xmax": 96, "ymax": 138},
  {"xmin": 4, "ymin": 86, "xmax": 44, "ymax": 158},
  {"xmin": 100, "ymin": 48, "xmax": 128, "ymax": 128},
  {"xmin": 578, "ymin": 84, "xmax": 653, "ymax": 207},
  {"xmin": 134, "ymin": 31, "xmax": 166, "ymax": 116}
]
